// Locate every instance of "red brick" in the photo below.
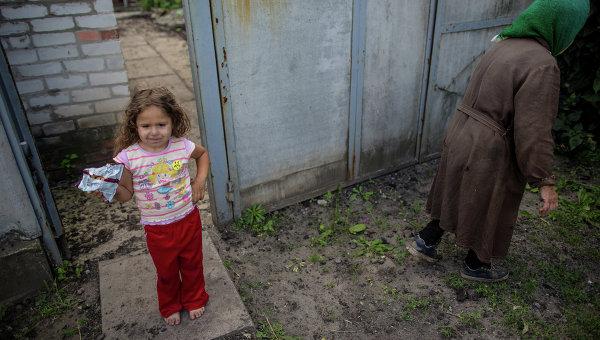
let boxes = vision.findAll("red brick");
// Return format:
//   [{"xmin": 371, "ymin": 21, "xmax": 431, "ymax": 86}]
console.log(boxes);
[
  {"xmin": 76, "ymin": 30, "xmax": 101, "ymax": 41},
  {"xmin": 100, "ymin": 29, "xmax": 119, "ymax": 40}
]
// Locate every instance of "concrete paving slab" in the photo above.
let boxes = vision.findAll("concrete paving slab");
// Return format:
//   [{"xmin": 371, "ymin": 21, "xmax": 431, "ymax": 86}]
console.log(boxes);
[
  {"xmin": 118, "ymin": 35, "xmax": 150, "ymax": 47},
  {"xmin": 148, "ymin": 37, "xmax": 189, "ymax": 54},
  {"xmin": 129, "ymin": 75, "xmax": 194, "ymax": 101},
  {"xmin": 125, "ymin": 57, "xmax": 172, "ymax": 79},
  {"xmin": 122, "ymin": 45, "xmax": 159, "ymax": 60},
  {"xmin": 99, "ymin": 231, "xmax": 254, "ymax": 339}
]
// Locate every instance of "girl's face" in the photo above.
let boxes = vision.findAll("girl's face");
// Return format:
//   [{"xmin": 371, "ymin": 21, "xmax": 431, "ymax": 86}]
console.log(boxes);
[{"xmin": 136, "ymin": 105, "xmax": 173, "ymax": 152}]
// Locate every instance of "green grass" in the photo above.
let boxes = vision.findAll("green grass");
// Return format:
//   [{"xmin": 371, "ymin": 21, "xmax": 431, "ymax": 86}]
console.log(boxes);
[
  {"xmin": 307, "ymin": 254, "xmax": 326, "ymax": 265},
  {"xmin": 400, "ymin": 294, "xmax": 432, "ymax": 321},
  {"xmin": 12, "ymin": 281, "xmax": 78, "ymax": 338},
  {"xmin": 223, "ymin": 259, "xmax": 232, "ymax": 270},
  {"xmin": 458, "ymin": 310, "xmax": 483, "ymax": 330},
  {"xmin": 439, "ymin": 325, "xmax": 456, "ymax": 338},
  {"xmin": 256, "ymin": 316, "xmax": 299, "ymax": 340}
]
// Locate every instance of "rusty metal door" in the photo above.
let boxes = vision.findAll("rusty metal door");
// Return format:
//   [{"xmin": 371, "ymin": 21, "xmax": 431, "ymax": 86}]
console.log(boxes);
[{"xmin": 420, "ymin": 0, "xmax": 532, "ymax": 160}]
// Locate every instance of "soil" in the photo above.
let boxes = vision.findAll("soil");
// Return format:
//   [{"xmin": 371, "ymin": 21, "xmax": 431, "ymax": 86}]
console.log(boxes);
[
  {"xmin": 2, "ymin": 157, "xmax": 598, "ymax": 339},
  {"xmin": 1, "ymin": 13, "xmax": 598, "ymax": 340}
]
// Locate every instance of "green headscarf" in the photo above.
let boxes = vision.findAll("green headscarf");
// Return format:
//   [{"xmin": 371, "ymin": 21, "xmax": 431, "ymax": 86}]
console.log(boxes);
[{"xmin": 499, "ymin": 0, "xmax": 590, "ymax": 56}]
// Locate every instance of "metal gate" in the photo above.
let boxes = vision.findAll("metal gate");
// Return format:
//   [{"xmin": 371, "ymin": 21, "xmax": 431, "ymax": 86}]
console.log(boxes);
[
  {"xmin": 420, "ymin": 0, "xmax": 531, "ymax": 159},
  {"xmin": 0, "ymin": 47, "xmax": 66, "ymax": 265},
  {"xmin": 184, "ymin": 0, "xmax": 530, "ymax": 226}
]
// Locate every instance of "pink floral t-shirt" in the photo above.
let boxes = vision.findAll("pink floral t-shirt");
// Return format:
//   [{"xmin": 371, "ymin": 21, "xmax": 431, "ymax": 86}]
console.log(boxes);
[{"xmin": 114, "ymin": 137, "xmax": 196, "ymax": 225}]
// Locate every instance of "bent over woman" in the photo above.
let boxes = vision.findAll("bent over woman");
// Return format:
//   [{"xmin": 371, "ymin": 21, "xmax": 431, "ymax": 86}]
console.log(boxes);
[{"xmin": 407, "ymin": 0, "xmax": 590, "ymax": 282}]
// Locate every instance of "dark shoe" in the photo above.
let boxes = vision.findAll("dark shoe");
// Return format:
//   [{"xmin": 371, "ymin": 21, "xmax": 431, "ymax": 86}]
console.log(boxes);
[
  {"xmin": 460, "ymin": 262, "xmax": 509, "ymax": 283},
  {"xmin": 406, "ymin": 234, "xmax": 440, "ymax": 263}
]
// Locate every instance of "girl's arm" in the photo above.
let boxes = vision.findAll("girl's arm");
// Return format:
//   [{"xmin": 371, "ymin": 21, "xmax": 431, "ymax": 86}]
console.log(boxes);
[
  {"xmin": 190, "ymin": 144, "xmax": 209, "ymax": 203},
  {"xmin": 114, "ymin": 167, "xmax": 134, "ymax": 202}
]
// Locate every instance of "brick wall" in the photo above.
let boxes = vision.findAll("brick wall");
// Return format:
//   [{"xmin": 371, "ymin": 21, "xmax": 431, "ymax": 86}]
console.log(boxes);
[{"xmin": 0, "ymin": 0, "xmax": 129, "ymax": 181}]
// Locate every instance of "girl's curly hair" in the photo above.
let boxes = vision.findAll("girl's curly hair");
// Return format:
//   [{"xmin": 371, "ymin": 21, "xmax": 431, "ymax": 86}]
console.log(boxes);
[{"xmin": 113, "ymin": 86, "xmax": 191, "ymax": 155}]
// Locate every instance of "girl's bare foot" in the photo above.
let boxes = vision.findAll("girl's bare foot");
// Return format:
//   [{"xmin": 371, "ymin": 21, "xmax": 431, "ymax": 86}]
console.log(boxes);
[
  {"xmin": 164, "ymin": 312, "xmax": 181, "ymax": 326},
  {"xmin": 189, "ymin": 307, "xmax": 205, "ymax": 320}
]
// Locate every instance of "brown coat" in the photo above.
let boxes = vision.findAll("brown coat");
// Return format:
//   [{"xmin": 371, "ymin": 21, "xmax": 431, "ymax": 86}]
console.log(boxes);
[{"xmin": 426, "ymin": 38, "xmax": 560, "ymax": 262}]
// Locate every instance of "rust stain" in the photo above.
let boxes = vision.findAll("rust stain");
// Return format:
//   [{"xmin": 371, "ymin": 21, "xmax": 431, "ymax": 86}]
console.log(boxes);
[
  {"xmin": 222, "ymin": 96, "xmax": 228, "ymax": 104},
  {"xmin": 233, "ymin": 0, "xmax": 252, "ymax": 28},
  {"xmin": 230, "ymin": 0, "xmax": 285, "ymax": 32}
]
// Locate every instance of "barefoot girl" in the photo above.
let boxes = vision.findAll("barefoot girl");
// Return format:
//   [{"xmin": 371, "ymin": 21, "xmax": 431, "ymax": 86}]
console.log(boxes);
[{"xmin": 112, "ymin": 87, "xmax": 209, "ymax": 325}]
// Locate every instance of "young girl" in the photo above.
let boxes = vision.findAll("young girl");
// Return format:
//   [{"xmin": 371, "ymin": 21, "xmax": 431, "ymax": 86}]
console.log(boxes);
[{"xmin": 112, "ymin": 87, "xmax": 209, "ymax": 325}]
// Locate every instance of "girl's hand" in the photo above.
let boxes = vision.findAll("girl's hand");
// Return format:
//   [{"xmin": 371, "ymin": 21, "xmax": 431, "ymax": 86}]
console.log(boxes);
[
  {"xmin": 539, "ymin": 185, "xmax": 558, "ymax": 216},
  {"xmin": 191, "ymin": 180, "xmax": 206, "ymax": 203}
]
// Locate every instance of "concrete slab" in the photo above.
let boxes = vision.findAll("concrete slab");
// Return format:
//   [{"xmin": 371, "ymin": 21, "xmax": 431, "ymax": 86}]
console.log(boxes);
[
  {"xmin": 125, "ymin": 57, "xmax": 172, "ymax": 79},
  {"xmin": 122, "ymin": 45, "xmax": 159, "ymax": 60},
  {"xmin": 147, "ymin": 37, "xmax": 189, "ymax": 54},
  {"xmin": 129, "ymin": 75, "xmax": 194, "ymax": 101},
  {"xmin": 118, "ymin": 36, "xmax": 150, "ymax": 47},
  {"xmin": 99, "ymin": 231, "xmax": 254, "ymax": 339}
]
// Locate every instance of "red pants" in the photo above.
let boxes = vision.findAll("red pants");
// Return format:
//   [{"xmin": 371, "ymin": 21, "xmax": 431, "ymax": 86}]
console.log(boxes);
[{"xmin": 144, "ymin": 207, "xmax": 209, "ymax": 317}]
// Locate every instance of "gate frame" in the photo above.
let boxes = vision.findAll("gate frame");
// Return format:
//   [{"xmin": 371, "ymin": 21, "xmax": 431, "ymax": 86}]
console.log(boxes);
[
  {"xmin": 183, "ymin": 0, "xmax": 525, "ymax": 226},
  {"xmin": 0, "ymin": 47, "xmax": 64, "ymax": 266}
]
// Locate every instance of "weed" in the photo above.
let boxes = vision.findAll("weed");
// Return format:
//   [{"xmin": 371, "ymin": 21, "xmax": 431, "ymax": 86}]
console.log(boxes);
[
  {"xmin": 13, "ymin": 280, "xmax": 78, "ymax": 337},
  {"xmin": 353, "ymin": 236, "xmax": 393, "ymax": 257},
  {"xmin": 223, "ymin": 259, "xmax": 232, "ymax": 270},
  {"xmin": 56, "ymin": 260, "xmax": 83, "ymax": 282},
  {"xmin": 382, "ymin": 285, "xmax": 401, "ymax": 300},
  {"xmin": 392, "ymin": 237, "xmax": 409, "ymax": 264},
  {"xmin": 310, "ymin": 224, "xmax": 334, "ymax": 247},
  {"xmin": 307, "ymin": 254, "xmax": 326, "ymax": 265},
  {"xmin": 539, "ymin": 261, "xmax": 587, "ymax": 303},
  {"xmin": 473, "ymin": 282, "xmax": 510, "ymax": 308},
  {"xmin": 324, "ymin": 282, "xmax": 335, "ymax": 289},
  {"xmin": 439, "ymin": 325, "xmax": 456, "ymax": 338},
  {"xmin": 350, "ymin": 185, "xmax": 375, "ymax": 202},
  {"xmin": 373, "ymin": 215, "xmax": 391, "ymax": 229},
  {"xmin": 348, "ymin": 262, "xmax": 362, "ymax": 278},
  {"xmin": 348, "ymin": 223, "xmax": 366, "ymax": 235},
  {"xmin": 62, "ymin": 326, "xmax": 78, "ymax": 337},
  {"xmin": 235, "ymin": 205, "xmax": 278, "ymax": 236},
  {"xmin": 401, "ymin": 295, "xmax": 431, "ymax": 320},
  {"xmin": 458, "ymin": 310, "xmax": 482, "ymax": 330},
  {"xmin": 256, "ymin": 316, "xmax": 298, "ymax": 340},
  {"xmin": 444, "ymin": 273, "xmax": 467, "ymax": 290},
  {"xmin": 36, "ymin": 281, "xmax": 77, "ymax": 318},
  {"xmin": 565, "ymin": 307, "xmax": 600, "ymax": 339},
  {"xmin": 323, "ymin": 191, "xmax": 334, "ymax": 203},
  {"xmin": 549, "ymin": 183, "xmax": 600, "ymax": 246},
  {"xmin": 501, "ymin": 301, "xmax": 550, "ymax": 337},
  {"xmin": 285, "ymin": 258, "xmax": 306, "ymax": 273},
  {"xmin": 141, "ymin": 0, "xmax": 182, "ymax": 10},
  {"xmin": 60, "ymin": 153, "xmax": 79, "ymax": 175}
]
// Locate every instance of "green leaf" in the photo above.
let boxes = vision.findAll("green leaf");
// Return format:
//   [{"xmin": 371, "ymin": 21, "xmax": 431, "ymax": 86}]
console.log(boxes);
[{"xmin": 348, "ymin": 224, "xmax": 367, "ymax": 235}]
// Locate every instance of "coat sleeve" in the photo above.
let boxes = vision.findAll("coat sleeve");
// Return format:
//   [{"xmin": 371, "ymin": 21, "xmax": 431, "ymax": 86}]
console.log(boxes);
[{"xmin": 513, "ymin": 63, "xmax": 560, "ymax": 187}]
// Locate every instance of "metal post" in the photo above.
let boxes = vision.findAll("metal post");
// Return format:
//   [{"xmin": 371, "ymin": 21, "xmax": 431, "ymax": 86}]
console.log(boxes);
[{"xmin": 0, "ymin": 92, "xmax": 62, "ymax": 266}]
